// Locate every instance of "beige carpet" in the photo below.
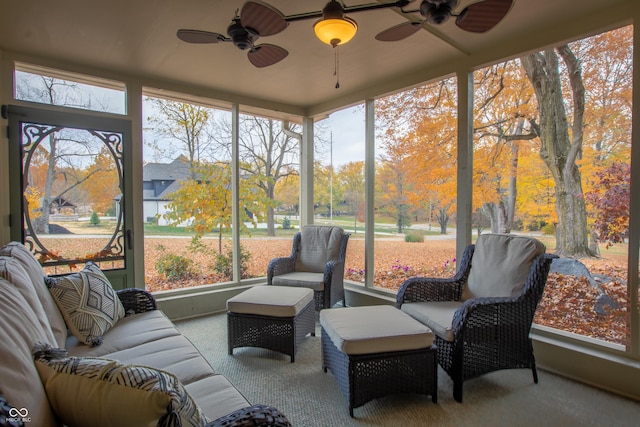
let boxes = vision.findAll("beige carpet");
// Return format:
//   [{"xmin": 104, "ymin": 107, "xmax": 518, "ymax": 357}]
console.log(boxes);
[{"xmin": 176, "ymin": 313, "xmax": 640, "ymax": 427}]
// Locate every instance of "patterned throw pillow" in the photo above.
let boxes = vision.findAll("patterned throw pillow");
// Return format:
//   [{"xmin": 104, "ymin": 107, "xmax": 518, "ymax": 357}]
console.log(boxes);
[
  {"xmin": 47, "ymin": 262, "xmax": 125, "ymax": 346},
  {"xmin": 33, "ymin": 343, "xmax": 208, "ymax": 427}
]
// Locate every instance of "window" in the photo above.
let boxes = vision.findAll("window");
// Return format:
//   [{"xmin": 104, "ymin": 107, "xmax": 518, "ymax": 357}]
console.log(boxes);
[
  {"xmin": 15, "ymin": 62, "xmax": 125, "ymax": 114},
  {"xmin": 473, "ymin": 26, "xmax": 633, "ymax": 349},
  {"xmin": 371, "ymin": 78, "xmax": 458, "ymax": 291},
  {"xmin": 142, "ymin": 93, "xmax": 234, "ymax": 291}
]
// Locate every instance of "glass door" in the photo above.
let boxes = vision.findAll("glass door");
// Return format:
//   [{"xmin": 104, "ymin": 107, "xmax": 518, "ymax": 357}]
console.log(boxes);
[{"xmin": 5, "ymin": 105, "xmax": 134, "ymax": 290}]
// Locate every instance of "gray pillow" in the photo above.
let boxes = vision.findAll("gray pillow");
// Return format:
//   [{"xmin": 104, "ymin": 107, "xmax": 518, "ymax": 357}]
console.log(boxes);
[
  {"xmin": 464, "ymin": 233, "xmax": 545, "ymax": 300},
  {"xmin": 47, "ymin": 262, "xmax": 125, "ymax": 346}
]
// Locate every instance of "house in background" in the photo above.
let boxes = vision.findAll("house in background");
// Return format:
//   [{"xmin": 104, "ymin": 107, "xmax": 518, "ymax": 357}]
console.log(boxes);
[{"xmin": 143, "ymin": 158, "xmax": 191, "ymax": 225}]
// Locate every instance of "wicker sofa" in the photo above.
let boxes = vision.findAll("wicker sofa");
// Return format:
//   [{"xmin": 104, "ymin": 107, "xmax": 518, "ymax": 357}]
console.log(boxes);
[{"xmin": 0, "ymin": 241, "xmax": 290, "ymax": 427}]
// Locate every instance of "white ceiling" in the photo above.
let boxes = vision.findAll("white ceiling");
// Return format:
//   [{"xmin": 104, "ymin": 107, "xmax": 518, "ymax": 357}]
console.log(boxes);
[{"xmin": 0, "ymin": 0, "xmax": 634, "ymax": 118}]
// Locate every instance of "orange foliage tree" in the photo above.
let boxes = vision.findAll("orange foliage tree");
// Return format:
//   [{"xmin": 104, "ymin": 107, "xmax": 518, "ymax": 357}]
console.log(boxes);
[{"xmin": 375, "ymin": 78, "xmax": 458, "ymax": 234}]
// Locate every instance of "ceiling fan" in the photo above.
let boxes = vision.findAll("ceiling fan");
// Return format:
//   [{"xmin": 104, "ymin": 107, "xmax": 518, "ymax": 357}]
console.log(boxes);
[
  {"xmin": 176, "ymin": 1, "xmax": 290, "ymax": 68},
  {"xmin": 177, "ymin": 0, "xmax": 513, "ymax": 67},
  {"xmin": 375, "ymin": 0, "xmax": 514, "ymax": 42}
]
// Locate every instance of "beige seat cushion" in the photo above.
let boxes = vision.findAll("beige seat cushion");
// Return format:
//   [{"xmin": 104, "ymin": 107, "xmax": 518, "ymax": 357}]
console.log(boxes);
[
  {"xmin": 0, "ymin": 256, "xmax": 57, "ymax": 345},
  {"xmin": 0, "ymin": 278, "xmax": 59, "ymax": 427},
  {"xmin": 400, "ymin": 301, "xmax": 462, "ymax": 342},
  {"xmin": 185, "ymin": 375, "xmax": 251, "ymax": 423},
  {"xmin": 271, "ymin": 271, "xmax": 325, "ymax": 291},
  {"xmin": 296, "ymin": 225, "xmax": 343, "ymax": 273},
  {"xmin": 104, "ymin": 335, "xmax": 217, "ymax": 386},
  {"xmin": 227, "ymin": 286, "xmax": 314, "ymax": 317},
  {"xmin": 0, "ymin": 241, "xmax": 68, "ymax": 347},
  {"xmin": 319, "ymin": 305, "xmax": 434, "ymax": 355},
  {"xmin": 66, "ymin": 310, "xmax": 181, "ymax": 358},
  {"xmin": 464, "ymin": 233, "xmax": 546, "ymax": 300}
]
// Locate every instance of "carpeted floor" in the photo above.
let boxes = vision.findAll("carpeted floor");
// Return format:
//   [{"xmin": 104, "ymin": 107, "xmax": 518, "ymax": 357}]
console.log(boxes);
[{"xmin": 176, "ymin": 313, "xmax": 640, "ymax": 427}]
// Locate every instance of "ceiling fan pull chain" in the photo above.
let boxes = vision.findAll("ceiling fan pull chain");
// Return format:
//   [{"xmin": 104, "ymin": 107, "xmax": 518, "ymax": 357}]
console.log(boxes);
[{"xmin": 334, "ymin": 45, "xmax": 340, "ymax": 89}]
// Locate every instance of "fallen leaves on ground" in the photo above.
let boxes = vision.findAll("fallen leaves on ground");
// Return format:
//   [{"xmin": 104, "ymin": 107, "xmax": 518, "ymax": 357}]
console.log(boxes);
[{"xmin": 42, "ymin": 236, "xmax": 631, "ymax": 346}]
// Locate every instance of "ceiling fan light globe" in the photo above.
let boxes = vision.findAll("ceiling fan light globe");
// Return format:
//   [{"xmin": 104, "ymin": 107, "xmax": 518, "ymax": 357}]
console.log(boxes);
[{"xmin": 314, "ymin": 17, "xmax": 358, "ymax": 46}]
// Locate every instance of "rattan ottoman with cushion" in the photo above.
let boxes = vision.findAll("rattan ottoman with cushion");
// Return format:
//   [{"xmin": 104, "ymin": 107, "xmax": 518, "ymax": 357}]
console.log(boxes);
[
  {"xmin": 227, "ymin": 285, "xmax": 315, "ymax": 362},
  {"xmin": 320, "ymin": 305, "xmax": 437, "ymax": 417}
]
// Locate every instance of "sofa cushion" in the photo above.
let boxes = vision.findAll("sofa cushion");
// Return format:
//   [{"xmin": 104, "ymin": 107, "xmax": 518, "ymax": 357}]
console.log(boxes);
[
  {"xmin": 47, "ymin": 262, "xmax": 126, "ymax": 346},
  {"xmin": 0, "ymin": 256, "xmax": 57, "ymax": 345},
  {"xmin": 184, "ymin": 375, "xmax": 251, "ymax": 423},
  {"xmin": 0, "ymin": 279, "xmax": 58, "ymax": 427},
  {"xmin": 0, "ymin": 242, "xmax": 67, "ymax": 348},
  {"xmin": 33, "ymin": 344, "xmax": 209, "ymax": 427},
  {"xmin": 295, "ymin": 226, "xmax": 343, "ymax": 273},
  {"xmin": 103, "ymin": 335, "xmax": 217, "ymax": 386},
  {"xmin": 66, "ymin": 310, "xmax": 181, "ymax": 358},
  {"xmin": 464, "ymin": 233, "xmax": 546, "ymax": 300}
]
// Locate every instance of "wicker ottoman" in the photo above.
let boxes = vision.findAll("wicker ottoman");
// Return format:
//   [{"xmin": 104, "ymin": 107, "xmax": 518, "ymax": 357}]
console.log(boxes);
[
  {"xmin": 227, "ymin": 286, "xmax": 315, "ymax": 363},
  {"xmin": 320, "ymin": 305, "xmax": 437, "ymax": 417}
]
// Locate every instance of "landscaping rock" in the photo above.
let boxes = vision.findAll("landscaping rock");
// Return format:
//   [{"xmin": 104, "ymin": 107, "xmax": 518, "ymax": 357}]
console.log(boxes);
[{"xmin": 550, "ymin": 257, "xmax": 597, "ymax": 287}]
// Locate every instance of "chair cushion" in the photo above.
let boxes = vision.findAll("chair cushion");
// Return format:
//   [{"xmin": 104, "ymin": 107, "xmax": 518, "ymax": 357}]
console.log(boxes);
[
  {"xmin": 319, "ymin": 305, "xmax": 434, "ymax": 355},
  {"xmin": 400, "ymin": 301, "xmax": 462, "ymax": 342},
  {"xmin": 271, "ymin": 271, "xmax": 325, "ymax": 291},
  {"xmin": 0, "ymin": 256, "xmax": 57, "ymax": 345},
  {"xmin": 33, "ymin": 344, "xmax": 209, "ymax": 427},
  {"xmin": 295, "ymin": 225, "xmax": 343, "ymax": 273},
  {"xmin": 227, "ymin": 286, "xmax": 314, "ymax": 317},
  {"xmin": 0, "ymin": 241, "xmax": 68, "ymax": 348},
  {"xmin": 0, "ymin": 279, "xmax": 59, "ymax": 427},
  {"xmin": 47, "ymin": 262, "xmax": 126, "ymax": 346},
  {"xmin": 464, "ymin": 233, "xmax": 546, "ymax": 300}
]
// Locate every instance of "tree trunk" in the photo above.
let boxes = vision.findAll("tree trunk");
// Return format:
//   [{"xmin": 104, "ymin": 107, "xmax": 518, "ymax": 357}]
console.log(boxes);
[
  {"xmin": 437, "ymin": 208, "xmax": 448, "ymax": 234},
  {"xmin": 482, "ymin": 202, "xmax": 507, "ymax": 233},
  {"xmin": 521, "ymin": 46, "xmax": 593, "ymax": 257},
  {"xmin": 266, "ymin": 183, "xmax": 275, "ymax": 237}
]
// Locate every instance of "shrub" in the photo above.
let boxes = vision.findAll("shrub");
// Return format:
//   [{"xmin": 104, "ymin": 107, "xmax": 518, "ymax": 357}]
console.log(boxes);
[
  {"xmin": 281, "ymin": 216, "xmax": 291, "ymax": 229},
  {"xmin": 404, "ymin": 230, "xmax": 424, "ymax": 243},
  {"xmin": 214, "ymin": 244, "xmax": 251, "ymax": 279},
  {"xmin": 541, "ymin": 223, "xmax": 556, "ymax": 236},
  {"xmin": 89, "ymin": 211, "xmax": 100, "ymax": 226},
  {"xmin": 155, "ymin": 251, "xmax": 194, "ymax": 280}
]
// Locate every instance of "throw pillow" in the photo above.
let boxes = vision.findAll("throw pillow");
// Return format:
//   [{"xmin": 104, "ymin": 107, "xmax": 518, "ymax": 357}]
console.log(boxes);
[
  {"xmin": 33, "ymin": 343, "xmax": 208, "ymax": 427},
  {"xmin": 47, "ymin": 262, "xmax": 125, "ymax": 346}
]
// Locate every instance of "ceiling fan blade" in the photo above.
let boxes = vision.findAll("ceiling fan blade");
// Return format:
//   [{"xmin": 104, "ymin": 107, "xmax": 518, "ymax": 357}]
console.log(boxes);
[
  {"xmin": 177, "ymin": 29, "xmax": 227, "ymax": 43},
  {"xmin": 375, "ymin": 21, "xmax": 422, "ymax": 42},
  {"xmin": 241, "ymin": 1, "xmax": 288, "ymax": 37},
  {"xmin": 248, "ymin": 44, "xmax": 288, "ymax": 68},
  {"xmin": 455, "ymin": 0, "xmax": 513, "ymax": 33}
]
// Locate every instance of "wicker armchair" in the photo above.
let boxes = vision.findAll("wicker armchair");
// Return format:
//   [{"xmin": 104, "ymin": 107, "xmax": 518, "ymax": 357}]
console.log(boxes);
[
  {"xmin": 396, "ymin": 233, "xmax": 557, "ymax": 402},
  {"xmin": 268, "ymin": 225, "xmax": 350, "ymax": 311}
]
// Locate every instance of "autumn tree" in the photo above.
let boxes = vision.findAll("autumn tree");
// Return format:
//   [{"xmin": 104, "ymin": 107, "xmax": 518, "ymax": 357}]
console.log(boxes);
[
  {"xmin": 145, "ymin": 98, "xmax": 213, "ymax": 176},
  {"xmin": 209, "ymin": 116, "xmax": 300, "ymax": 236},
  {"xmin": 338, "ymin": 161, "xmax": 365, "ymax": 233},
  {"xmin": 473, "ymin": 61, "xmax": 538, "ymax": 233},
  {"xmin": 17, "ymin": 74, "xmax": 113, "ymax": 233},
  {"xmin": 376, "ymin": 148, "xmax": 413, "ymax": 233},
  {"xmin": 311, "ymin": 161, "xmax": 340, "ymax": 219},
  {"xmin": 376, "ymin": 78, "xmax": 458, "ymax": 234},
  {"xmin": 274, "ymin": 172, "xmax": 299, "ymax": 217},
  {"xmin": 84, "ymin": 146, "xmax": 120, "ymax": 215},
  {"xmin": 162, "ymin": 162, "xmax": 268, "ymax": 253},
  {"xmin": 585, "ymin": 162, "xmax": 630, "ymax": 248}
]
